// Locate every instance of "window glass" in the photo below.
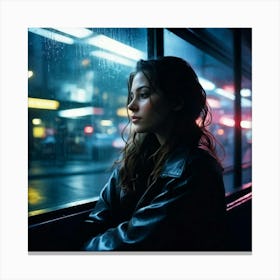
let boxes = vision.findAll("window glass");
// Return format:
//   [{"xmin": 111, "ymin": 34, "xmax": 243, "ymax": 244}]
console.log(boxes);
[
  {"xmin": 205, "ymin": 28, "xmax": 233, "ymax": 57},
  {"xmin": 28, "ymin": 28, "xmax": 147, "ymax": 215},
  {"xmin": 164, "ymin": 29, "xmax": 252, "ymax": 192},
  {"xmin": 241, "ymin": 81, "xmax": 252, "ymax": 165},
  {"xmin": 241, "ymin": 30, "xmax": 252, "ymax": 166},
  {"xmin": 164, "ymin": 29, "xmax": 234, "ymax": 166},
  {"xmin": 241, "ymin": 30, "xmax": 252, "ymax": 185}
]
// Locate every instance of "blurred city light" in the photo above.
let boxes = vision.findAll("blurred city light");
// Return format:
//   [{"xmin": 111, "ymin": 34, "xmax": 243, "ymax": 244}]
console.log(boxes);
[
  {"xmin": 220, "ymin": 116, "xmax": 252, "ymax": 129},
  {"xmin": 117, "ymin": 107, "xmax": 128, "ymax": 117},
  {"xmin": 87, "ymin": 34, "xmax": 145, "ymax": 60},
  {"xmin": 241, "ymin": 88, "xmax": 251, "ymax": 97},
  {"xmin": 217, "ymin": 128, "xmax": 225, "ymax": 135},
  {"xmin": 28, "ymin": 70, "xmax": 34, "ymax": 78},
  {"xmin": 240, "ymin": 120, "xmax": 252, "ymax": 129},
  {"xmin": 84, "ymin": 125, "xmax": 94, "ymax": 134},
  {"xmin": 198, "ymin": 77, "xmax": 215, "ymax": 91},
  {"xmin": 53, "ymin": 28, "xmax": 93, "ymax": 38},
  {"xmin": 58, "ymin": 106, "xmax": 104, "ymax": 118},
  {"xmin": 100, "ymin": 120, "xmax": 113, "ymax": 126},
  {"xmin": 220, "ymin": 116, "xmax": 235, "ymax": 127},
  {"xmin": 59, "ymin": 107, "xmax": 93, "ymax": 118},
  {"xmin": 28, "ymin": 97, "xmax": 60, "ymax": 110},
  {"xmin": 207, "ymin": 97, "xmax": 220, "ymax": 108},
  {"xmin": 28, "ymin": 187, "xmax": 45, "ymax": 205},
  {"xmin": 241, "ymin": 97, "xmax": 252, "ymax": 107},
  {"xmin": 33, "ymin": 127, "xmax": 45, "ymax": 138},
  {"xmin": 32, "ymin": 118, "xmax": 42, "ymax": 125},
  {"xmin": 215, "ymin": 88, "xmax": 234, "ymax": 100},
  {"xmin": 29, "ymin": 28, "xmax": 74, "ymax": 44}
]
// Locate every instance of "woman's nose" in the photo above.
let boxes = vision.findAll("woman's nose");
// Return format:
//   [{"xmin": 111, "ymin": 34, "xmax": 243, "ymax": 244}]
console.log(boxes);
[{"xmin": 128, "ymin": 98, "xmax": 138, "ymax": 112}]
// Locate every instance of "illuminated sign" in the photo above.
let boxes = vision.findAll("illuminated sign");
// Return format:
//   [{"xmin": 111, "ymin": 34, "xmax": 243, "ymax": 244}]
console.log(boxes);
[{"xmin": 28, "ymin": 98, "xmax": 59, "ymax": 110}]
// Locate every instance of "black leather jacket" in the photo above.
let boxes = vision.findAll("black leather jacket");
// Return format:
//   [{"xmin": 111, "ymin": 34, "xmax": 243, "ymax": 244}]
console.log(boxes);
[{"xmin": 82, "ymin": 147, "xmax": 226, "ymax": 251}]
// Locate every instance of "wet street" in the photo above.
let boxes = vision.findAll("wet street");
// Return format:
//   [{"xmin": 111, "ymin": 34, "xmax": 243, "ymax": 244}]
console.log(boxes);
[
  {"xmin": 28, "ymin": 172, "xmax": 111, "ymax": 214},
  {"xmin": 28, "ymin": 159, "xmax": 113, "ymax": 215},
  {"xmin": 28, "ymin": 159, "xmax": 251, "ymax": 216}
]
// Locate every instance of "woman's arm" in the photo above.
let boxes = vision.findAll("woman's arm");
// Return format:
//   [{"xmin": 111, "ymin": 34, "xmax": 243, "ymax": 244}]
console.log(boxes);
[
  {"xmin": 77, "ymin": 169, "xmax": 121, "ymax": 247},
  {"xmin": 83, "ymin": 166, "xmax": 226, "ymax": 251},
  {"xmin": 83, "ymin": 182, "xmax": 180, "ymax": 251}
]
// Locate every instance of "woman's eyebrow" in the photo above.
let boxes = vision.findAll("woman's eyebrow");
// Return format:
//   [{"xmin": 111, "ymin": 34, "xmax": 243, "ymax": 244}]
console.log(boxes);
[
  {"xmin": 132, "ymin": 86, "xmax": 151, "ymax": 93},
  {"xmin": 130, "ymin": 86, "xmax": 152, "ymax": 97}
]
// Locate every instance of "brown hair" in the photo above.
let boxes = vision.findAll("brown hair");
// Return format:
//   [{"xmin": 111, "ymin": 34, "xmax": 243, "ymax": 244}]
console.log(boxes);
[{"xmin": 116, "ymin": 56, "xmax": 222, "ymax": 192}]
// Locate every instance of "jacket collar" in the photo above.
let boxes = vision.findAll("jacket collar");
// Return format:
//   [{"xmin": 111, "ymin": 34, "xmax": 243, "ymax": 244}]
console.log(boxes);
[{"xmin": 160, "ymin": 146, "xmax": 189, "ymax": 178}]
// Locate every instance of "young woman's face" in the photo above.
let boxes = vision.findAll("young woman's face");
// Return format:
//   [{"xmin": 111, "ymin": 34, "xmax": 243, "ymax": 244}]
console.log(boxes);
[{"xmin": 128, "ymin": 72, "xmax": 172, "ymax": 138}]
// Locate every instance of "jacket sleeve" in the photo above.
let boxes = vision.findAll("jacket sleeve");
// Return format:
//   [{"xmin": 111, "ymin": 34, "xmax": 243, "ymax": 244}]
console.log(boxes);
[
  {"xmin": 78, "ymin": 169, "xmax": 121, "ymax": 245},
  {"xmin": 83, "ymin": 182, "xmax": 180, "ymax": 251},
  {"xmin": 83, "ymin": 162, "xmax": 225, "ymax": 251}
]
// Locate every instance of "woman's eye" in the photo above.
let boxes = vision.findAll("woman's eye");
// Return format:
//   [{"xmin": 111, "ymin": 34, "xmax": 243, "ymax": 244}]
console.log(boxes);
[{"xmin": 140, "ymin": 92, "xmax": 150, "ymax": 98}]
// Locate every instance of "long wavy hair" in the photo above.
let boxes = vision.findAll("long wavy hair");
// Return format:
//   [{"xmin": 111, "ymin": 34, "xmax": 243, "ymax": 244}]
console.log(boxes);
[{"xmin": 116, "ymin": 56, "xmax": 222, "ymax": 192}]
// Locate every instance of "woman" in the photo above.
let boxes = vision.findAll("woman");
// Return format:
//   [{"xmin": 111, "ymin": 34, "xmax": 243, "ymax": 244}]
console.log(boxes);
[{"xmin": 82, "ymin": 56, "xmax": 226, "ymax": 251}]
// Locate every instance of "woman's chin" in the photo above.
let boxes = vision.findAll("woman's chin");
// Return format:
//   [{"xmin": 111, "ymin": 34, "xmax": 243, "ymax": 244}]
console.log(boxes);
[{"xmin": 133, "ymin": 126, "xmax": 147, "ymax": 134}]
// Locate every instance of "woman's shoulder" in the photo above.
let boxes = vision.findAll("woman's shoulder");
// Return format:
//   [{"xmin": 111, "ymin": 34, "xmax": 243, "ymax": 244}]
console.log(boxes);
[
  {"xmin": 161, "ymin": 146, "xmax": 222, "ymax": 178},
  {"xmin": 187, "ymin": 147, "xmax": 223, "ymax": 174},
  {"xmin": 165, "ymin": 145, "xmax": 220, "ymax": 164}
]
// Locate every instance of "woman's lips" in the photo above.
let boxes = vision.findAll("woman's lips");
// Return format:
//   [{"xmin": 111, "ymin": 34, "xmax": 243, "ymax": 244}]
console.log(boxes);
[{"xmin": 131, "ymin": 116, "xmax": 141, "ymax": 123}]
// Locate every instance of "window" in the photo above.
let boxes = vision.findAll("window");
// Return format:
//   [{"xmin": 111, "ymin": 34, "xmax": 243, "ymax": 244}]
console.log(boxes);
[
  {"xmin": 28, "ymin": 27, "xmax": 251, "ymax": 216},
  {"xmin": 28, "ymin": 28, "xmax": 147, "ymax": 215},
  {"xmin": 164, "ymin": 28, "xmax": 252, "ymax": 192}
]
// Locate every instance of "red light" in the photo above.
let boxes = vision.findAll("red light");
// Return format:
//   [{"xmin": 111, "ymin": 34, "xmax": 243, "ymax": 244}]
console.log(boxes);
[
  {"xmin": 84, "ymin": 126, "xmax": 94, "ymax": 134},
  {"xmin": 222, "ymin": 85, "xmax": 234, "ymax": 93},
  {"xmin": 92, "ymin": 107, "xmax": 104, "ymax": 115}
]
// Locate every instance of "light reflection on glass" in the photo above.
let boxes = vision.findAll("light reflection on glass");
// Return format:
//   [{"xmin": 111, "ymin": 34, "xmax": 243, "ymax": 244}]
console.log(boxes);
[{"xmin": 28, "ymin": 187, "xmax": 45, "ymax": 205}]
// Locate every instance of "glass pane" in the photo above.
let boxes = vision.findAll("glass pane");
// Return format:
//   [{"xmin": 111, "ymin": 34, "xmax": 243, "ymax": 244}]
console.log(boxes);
[
  {"xmin": 164, "ymin": 28, "xmax": 252, "ymax": 192},
  {"xmin": 28, "ymin": 28, "xmax": 147, "ymax": 215},
  {"xmin": 164, "ymin": 29, "xmax": 234, "ymax": 168},
  {"xmin": 241, "ymin": 29, "xmax": 252, "ymax": 185}
]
